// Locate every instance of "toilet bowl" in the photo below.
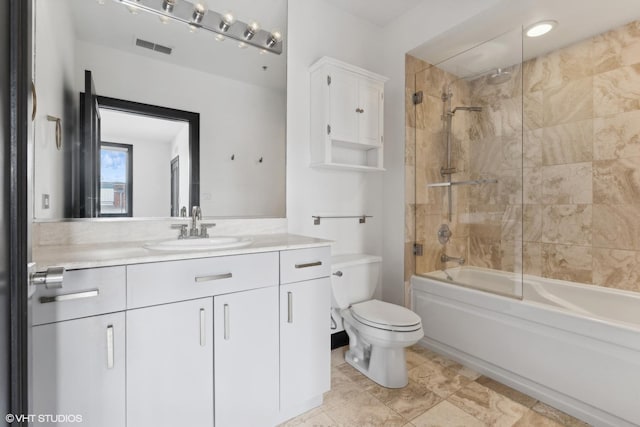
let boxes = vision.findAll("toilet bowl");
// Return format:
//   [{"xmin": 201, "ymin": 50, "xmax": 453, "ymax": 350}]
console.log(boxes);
[{"xmin": 331, "ymin": 254, "xmax": 424, "ymax": 388}]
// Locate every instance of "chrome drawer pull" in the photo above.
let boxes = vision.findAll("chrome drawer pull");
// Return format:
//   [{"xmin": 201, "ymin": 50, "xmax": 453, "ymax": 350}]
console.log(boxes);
[
  {"xmin": 106, "ymin": 325, "xmax": 114, "ymax": 369},
  {"xmin": 224, "ymin": 304, "xmax": 230, "ymax": 340},
  {"xmin": 194, "ymin": 272, "xmax": 232, "ymax": 283},
  {"xmin": 39, "ymin": 289, "xmax": 99, "ymax": 304},
  {"xmin": 287, "ymin": 292, "xmax": 293, "ymax": 323},
  {"xmin": 294, "ymin": 261, "xmax": 322, "ymax": 269},
  {"xmin": 200, "ymin": 308, "xmax": 206, "ymax": 347}
]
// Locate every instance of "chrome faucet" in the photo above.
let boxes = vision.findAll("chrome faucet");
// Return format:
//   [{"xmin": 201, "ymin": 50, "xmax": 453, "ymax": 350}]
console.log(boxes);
[
  {"xmin": 191, "ymin": 206, "xmax": 202, "ymax": 237},
  {"xmin": 441, "ymin": 253, "xmax": 465, "ymax": 265}
]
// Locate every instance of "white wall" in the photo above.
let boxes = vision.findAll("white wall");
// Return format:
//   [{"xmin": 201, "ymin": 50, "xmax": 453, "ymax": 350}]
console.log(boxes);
[
  {"xmin": 72, "ymin": 40, "xmax": 286, "ymax": 218},
  {"xmin": 33, "ymin": 0, "xmax": 77, "ymax": 219},
  {"xmin": 286, "ymin": 0, "xmax": 384, "ymax": 259},
  {"xmin": 126, "ymin": 139, "xmax": 172, "ymax": 217},
  {"xmin": 377, "ymin": 0, "xmax": 505, "ymax": 306},
  {"xmin": 170, "ymin": 124, "xmax": 190, "ymax": 214}
]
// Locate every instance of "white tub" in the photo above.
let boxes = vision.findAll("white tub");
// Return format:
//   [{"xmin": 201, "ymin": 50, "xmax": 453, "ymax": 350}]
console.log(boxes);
[{"xmin": 411, "ymin": 267, "xmax": 640, "ymax": 427}]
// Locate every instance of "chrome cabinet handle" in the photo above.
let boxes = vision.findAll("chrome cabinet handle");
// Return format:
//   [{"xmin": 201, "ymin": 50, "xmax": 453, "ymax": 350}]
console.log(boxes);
[
  {"xmin": 106, "ymin": 325, "xmax": 114, "ymax": 369},
  {"xmin": 287, "ymin": 292, "xmax": 293, "ymax": 323},
  {"xmin": 200, "ymin": 308, "xmax": 206, "ymax": 347},
  {"xmin": 194, "ymin": 272, "xmax": 232, "ymax": 283},
  {"xmin": 223, "ymin": 304, "xmax": 230, "ymax": 340},
  {"xmin": 294, "ymin": 261, "xmax": 322, "ymax": 269},
  {"xmin": 39, "ymin": 289, "xmax": 98, "ymax": 304}
]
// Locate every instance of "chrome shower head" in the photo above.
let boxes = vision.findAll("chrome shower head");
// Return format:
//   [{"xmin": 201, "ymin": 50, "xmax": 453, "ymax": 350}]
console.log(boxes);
[{"xmin": 488, "ymin": 68, "xmax": 512, "ymax": 85}]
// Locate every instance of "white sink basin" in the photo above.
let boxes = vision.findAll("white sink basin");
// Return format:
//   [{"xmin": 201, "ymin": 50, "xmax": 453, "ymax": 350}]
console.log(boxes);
[{"xmin": 145, "ymin": 236, "xmax": 252, "ymax": 252}]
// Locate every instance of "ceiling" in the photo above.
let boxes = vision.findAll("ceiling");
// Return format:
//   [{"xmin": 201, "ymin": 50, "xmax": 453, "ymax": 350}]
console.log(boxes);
[
  {"xmin": 322, "ymin": 0, "xmax": 424, "ymax": 27},
  {"xmin": 100, "ymin": 109, "xmax": 188, "ymax": 145},
  {"xmin": 66, "ymin": 0, "xmax": 287, "ymax": 90},
  {"xmin": 408, "ymin": 0, "xmax": 640, "ymax": 77}
]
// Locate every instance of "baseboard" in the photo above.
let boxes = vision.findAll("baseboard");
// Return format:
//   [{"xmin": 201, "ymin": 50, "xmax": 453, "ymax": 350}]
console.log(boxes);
[
  {"xmin": 331, "ymin": 331, "xmax": 348, "ymax": 350},
  {"xmin": 418, "ymin": 337, "xmax": 635, "ymax": 427}
]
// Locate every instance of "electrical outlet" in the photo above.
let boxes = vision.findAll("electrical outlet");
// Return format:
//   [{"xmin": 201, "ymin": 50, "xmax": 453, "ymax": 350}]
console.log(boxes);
[{"xmin": 42, "ymin": 194, "xmax": 50, "ymax": 209}]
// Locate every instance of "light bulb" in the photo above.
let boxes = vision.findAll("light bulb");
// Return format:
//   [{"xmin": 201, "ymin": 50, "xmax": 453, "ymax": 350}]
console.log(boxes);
[
  {"xmin": 266, "ymin": 31, "xmax": 282, "ymax": 48},
  {"xmin": 219, "ymin": 11, "xmax": 235, "ymax": 32},
  {"xmin": 162, "ymin": 0, "xmax": 175, "ymax": 13},
  {"xmin": 192, "ymin": 2, "xmax": 207, "ymax": 24},
  {"xmin": 525, "ymin": 20, "xmax": 557, "ymax": 38},
  {"xmin": 243, "ymin": 21, "xmax": 260, "ymax": 40}
]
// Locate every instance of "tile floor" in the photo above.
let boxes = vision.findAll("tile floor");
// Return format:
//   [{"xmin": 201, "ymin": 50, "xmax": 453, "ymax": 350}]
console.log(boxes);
[{"xmin": 282, "ymin": 345, "xmax": 591, "ymax": 427}]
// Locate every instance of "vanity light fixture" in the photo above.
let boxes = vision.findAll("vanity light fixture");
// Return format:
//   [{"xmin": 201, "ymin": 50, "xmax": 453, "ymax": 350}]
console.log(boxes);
[
  {"xmin": 115, "ymin": 0, "xmax": 283, "ymax": 54},
  {"xmin": 525, "ymin": 20, "xmax": 557, "ymax": 37},
  {"xmin": 219, "ymin": 11, "xmax": 235, "ymax": 32},
  {"xmin": 244, "ymin": 21, "xmax": 260, "ymax": 40}
]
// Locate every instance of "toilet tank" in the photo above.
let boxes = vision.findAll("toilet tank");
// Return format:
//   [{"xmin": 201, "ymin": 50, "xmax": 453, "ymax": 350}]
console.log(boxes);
[{"xmin": 330, "ymin": 254, "xmax": 382, "ymax": 309}]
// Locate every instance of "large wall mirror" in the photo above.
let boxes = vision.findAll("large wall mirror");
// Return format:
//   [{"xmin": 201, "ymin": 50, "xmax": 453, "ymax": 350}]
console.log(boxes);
[{"xmin": 33, "ymin": 0, "xmax": 287, "ymax": 219}]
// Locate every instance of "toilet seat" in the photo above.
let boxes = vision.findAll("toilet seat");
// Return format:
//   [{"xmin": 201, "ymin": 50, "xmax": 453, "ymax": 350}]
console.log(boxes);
[{"xmin": 350, "ymin": 300, "xmax": 422, "ymax": 332}]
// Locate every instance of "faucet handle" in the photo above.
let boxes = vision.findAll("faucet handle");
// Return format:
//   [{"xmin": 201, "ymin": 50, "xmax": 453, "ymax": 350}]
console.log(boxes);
[
  {"xmin": 171, "ymin": 224, "xmax": 189, "ymax": 239},
  {"xmin": 199, "ymin": 223, "xmax": 216, "ymax": 238}
]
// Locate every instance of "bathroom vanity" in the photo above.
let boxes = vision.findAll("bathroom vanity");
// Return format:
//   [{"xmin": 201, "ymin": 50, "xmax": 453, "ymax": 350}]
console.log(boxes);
[{"xmin": 31, "ymin": 234, "xmax": 331, "ymax": 427}]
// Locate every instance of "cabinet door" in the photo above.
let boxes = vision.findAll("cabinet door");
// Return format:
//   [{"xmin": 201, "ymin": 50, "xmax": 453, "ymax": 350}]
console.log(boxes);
[
  {"xmin": 127, "ymin": 298, "xmax": 213, "ymax": 427},
  {"xmin": 33, "ymin": 312, "xmax": 125, "ymax": 427},
  {"xmin": 214, "ymin": 286, "xmax": 279, "ymax": 427},
  {"xmin": 329, "ymin": 68, "xmax": 359, "ymax": 143},
  {"xmin": 358, "ymin": 79, "xmax": 383, "ymax": 146},
  {"xmin": 280, "ymin": 278, "xmax": 331, "ymax": 410}
]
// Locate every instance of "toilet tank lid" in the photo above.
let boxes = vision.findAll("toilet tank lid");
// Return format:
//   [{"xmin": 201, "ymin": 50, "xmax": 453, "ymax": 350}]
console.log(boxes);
[{"xmin": 331, "ymin": 253, "xmax": 382, "ymax": 269}]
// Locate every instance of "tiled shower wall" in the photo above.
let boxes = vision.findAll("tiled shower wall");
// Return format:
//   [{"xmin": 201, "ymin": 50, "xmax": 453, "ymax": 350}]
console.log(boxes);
[{"xmin": 405, "ymin": 19, "xmax": 640, "ymax": 297}]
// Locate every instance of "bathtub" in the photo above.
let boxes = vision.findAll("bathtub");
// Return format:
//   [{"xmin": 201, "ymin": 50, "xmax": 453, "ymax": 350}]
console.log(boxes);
[{"xmin": 411, "ymin": 267, "xmax": 640, "ymax": 427}]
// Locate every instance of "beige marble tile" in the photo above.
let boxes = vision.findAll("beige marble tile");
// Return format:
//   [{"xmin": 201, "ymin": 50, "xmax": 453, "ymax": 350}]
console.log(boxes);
[
  {"xmin": 541, "ymin": 119, "xmax": 593, "ymax": 165},
  {"xmin": 593, "ymin": 157, "xmax": 640, "ymax": 204},
  {"xmin": 593, "ymin": 248, "xmax": 640, "ymax": 292},
  {"xmin": 406, "ymin": 204, "xmax": 416, "ymax": 243},
  {"xmin": 593, "ymin": 203, "xmax": 640, "ymax": 250},
  {"xmin": 328, "ymin": 392, "xmax": 406, "ymax": 427},
  {"xmin": 523, "ymin": 242, "xmax": 543, "ymax": 276},
  {"xmin": 416, "ymin": 65, "xmax": 449, "ymax": 99},
  {"xmin": 469, "ymin": 136, "xmax": 521, "ymax": 173},
  {"xmin": 524, "ymin": 128, "xmax": 543, "ymax": 167},
  {"xmin": 541, "ymin": 244, "xmax": 593, "ymax": 283},
  {"xmin": 409, "ymin": 359, "xmax": 473, "ymax": 399},
  {"xmin": 594, "ymin": 109, "xmax": 640, "ymax": 160},
  {"xmin": 500, "ymin": 240, "xmax": 523, "ymax": 275},
  {"xmin": 468, "ymin": 205, "xmax": 504, "ymax": 240},
  {"xmin": 524, "ymin": 91, "xmax": 544, "ymax": 131},
  {"xmin": 593, "ymin": 20, "xmax": 640, "ymax": 74},
  {"xmin": 523, "ymin": 56, "xmax": 548, "ymax": 94},
  {"xmin": 523, "ymin": 205, "xmax": 542, "ymax": 242},
  {"xmin": 475, "ymin": 376, "xmax": 538, "ymax": 409},
  {"xmin": 541, "ymin": 162, "xmax": 593, "ymax": 204},
  {"xmin": 415, "ymin": 239, "xmax": 444, "ymax": 275},
  {"xmin": 405, "ymin": 243, "xmax": 416, "ymax": 282},
  {"xmin": 322, "ymin": 369, "xmax": 365, "ymax": 409},
  {"xmin": 523, "ymin": 167, "xmax": 542, "ymax": 204},
  {"xmin": 501, "ymin": 205, "xmax": 522, "ymax": 242},
  {"xmin": 531, "ymin": 402, "xmax": 590, "ymax": 427},
  {"xmin": 406, "ymin": 126, "xmax": 416, "ymax": 166},
  {"xmin": 336, "ymin": 362, "xmax": 377, "ymax": 389},
  {"xmin": 411, "ymin": 401, "xmax": 485, "ymax": 427},
  {"xmin": 408, "ymin": 345, "xmax": 460, "ymax": 371},
  {"xmin": 541, "ymin": 205, "xmax": 592, "ymax": 245},
  {"xmin": 448, "ymin": 381, "xmax": 529, "ymax": 427},
  {"xmin": 543, "ymin": 78, "xmax": 593, "ymax": 127},
  {"xmin": 407, "ymin": 87, "xmax": 417, "ymax": 128},
  {"xmin": 593, "ymin": 64, "xmax": 640, "ymax": 117},
  {"xmin": 281, "ymin": 407, "xmax": 337, "ymax": 427},
  {"xmin": 468, "ymin": 236, "xmax": 502, "ymax": 270},
  {"xmin": 365, "ymin": 380, "xmax": 442, "ymax": 422},
  {"xmin": 513, "ymin": 409, "xmax": 564, "ymax": 427},
  {"xmin": 330, "ymin": 347, "xmax": 346, "ymax": 368}
]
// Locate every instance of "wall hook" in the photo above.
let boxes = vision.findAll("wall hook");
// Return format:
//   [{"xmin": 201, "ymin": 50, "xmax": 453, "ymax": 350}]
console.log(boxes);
[
  {"xmin": 46, "ymin": 115, "xmax": 62, "ymax": 150},
  {"xmin": 258, "ymin": 157, "xmax": 263, "ymax": 163},
  {"xmin": 231, "ymin": 154, "xmax": 235, "ymax": 160}
]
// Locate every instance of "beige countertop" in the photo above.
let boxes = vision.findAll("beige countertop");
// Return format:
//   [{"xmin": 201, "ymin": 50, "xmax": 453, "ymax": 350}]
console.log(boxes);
[{"xmin": 33, "ymin": 233, "xmax": 332, "ymax": 271}]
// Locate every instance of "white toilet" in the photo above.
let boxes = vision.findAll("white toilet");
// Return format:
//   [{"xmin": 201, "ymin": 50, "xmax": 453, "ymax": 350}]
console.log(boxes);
[{"xmin": 331, "ymin": 254, "xmax": 423, "ymax": 388}]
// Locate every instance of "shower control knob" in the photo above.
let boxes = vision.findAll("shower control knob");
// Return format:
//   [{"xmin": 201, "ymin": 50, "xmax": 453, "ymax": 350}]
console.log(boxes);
[{"xmin": 438, "ymin": 224, "xmax": 452, "ymax": 245}]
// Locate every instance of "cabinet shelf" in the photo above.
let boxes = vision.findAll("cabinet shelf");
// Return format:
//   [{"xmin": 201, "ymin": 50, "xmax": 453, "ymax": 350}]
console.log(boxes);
[{"xmin": 310, "ymin": 162, "xmax": 385, "ymax": 172}]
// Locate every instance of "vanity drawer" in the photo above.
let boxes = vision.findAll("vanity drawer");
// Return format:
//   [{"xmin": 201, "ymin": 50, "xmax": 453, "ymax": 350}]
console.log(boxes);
[
  {"xmin": 127, "ymin": 251, "xmax": 279, "ymax": 308},
  {"xmin": 33, "ymin": 266, "xmax": 126, "ymax": 326},
  {"xmin": 280, "ymin": 246, "xmax": 331, "ymax": 284}
]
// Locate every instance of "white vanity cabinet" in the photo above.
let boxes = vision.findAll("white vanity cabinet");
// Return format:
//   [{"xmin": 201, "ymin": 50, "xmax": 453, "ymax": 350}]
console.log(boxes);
[
  {"xmin": 32, "ymin": 266, "xmax": 127, "ymax": 427},
  {"xmin": 310, "ymin": 56, "xmax": 388, "ymax": 171},
  {"xmin": 126, "ymin": 298, "xmax": 214, "ymax": 427},
  {"xmin": 214, "ymin": 287, "xmax": 279, "ymax": 427},
  {"xmin": 279, "ymin": 248, "xmax": 331, "ymax": 418}
]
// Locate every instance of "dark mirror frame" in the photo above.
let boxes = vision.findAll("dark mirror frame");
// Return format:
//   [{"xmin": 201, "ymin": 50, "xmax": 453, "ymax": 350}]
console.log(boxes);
[{"xmin": 72, "ymin": 95, "xmax": 200, "ymax": 217}]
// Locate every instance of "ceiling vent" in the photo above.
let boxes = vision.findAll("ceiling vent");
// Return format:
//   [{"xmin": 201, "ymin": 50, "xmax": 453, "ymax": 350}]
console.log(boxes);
[{"xmin": 135, "ymin": 38, "xmax": 172, "ymax": 55}]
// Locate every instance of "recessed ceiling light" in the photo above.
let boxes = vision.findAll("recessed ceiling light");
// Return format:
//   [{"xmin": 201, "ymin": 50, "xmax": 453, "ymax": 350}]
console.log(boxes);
[{"xmin": 525, "ymin": 20, "xmax": 557, "ymax": 38}]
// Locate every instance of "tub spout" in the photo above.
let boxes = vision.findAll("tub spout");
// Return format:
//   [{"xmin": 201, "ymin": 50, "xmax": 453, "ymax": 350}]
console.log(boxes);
[{"xmin": 441, "ymin": 254, "xmax": 465, "ymax": 265}]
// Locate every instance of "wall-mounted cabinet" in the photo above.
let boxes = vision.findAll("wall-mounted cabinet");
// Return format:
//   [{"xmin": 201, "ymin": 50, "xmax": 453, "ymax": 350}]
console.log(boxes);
[{"xmin": 310, "ymin": 57, "xmax": 388, "ymax": 172}]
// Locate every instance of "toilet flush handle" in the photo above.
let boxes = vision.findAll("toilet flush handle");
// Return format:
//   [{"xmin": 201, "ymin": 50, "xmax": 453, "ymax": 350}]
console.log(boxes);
[{"xmin": 332, "ymin": 271, "xmax": 343, "ymax": 277}]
